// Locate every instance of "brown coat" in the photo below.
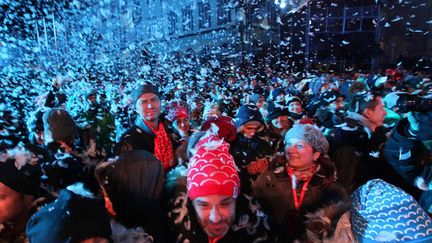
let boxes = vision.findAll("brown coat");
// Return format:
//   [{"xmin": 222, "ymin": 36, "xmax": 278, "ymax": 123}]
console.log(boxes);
[{"xmin": 252, "ymin": 156, "xmax": 348, "ymax": 241}]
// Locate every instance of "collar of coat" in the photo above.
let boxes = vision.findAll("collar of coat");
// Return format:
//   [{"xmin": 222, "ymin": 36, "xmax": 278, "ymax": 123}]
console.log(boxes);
[
  {"xmin": 346, "ymin": 111, "xmax": 373, "ymax": 135},
  {"xmin": 135, "ymin": 115, "xmax": 170, "ymax": 138}
]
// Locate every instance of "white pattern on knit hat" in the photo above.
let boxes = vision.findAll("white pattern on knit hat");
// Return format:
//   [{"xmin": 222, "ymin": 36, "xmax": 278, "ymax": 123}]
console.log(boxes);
[
  {"xmin": 187, "ymin": 132, "xmax": 240, "ymax": 200},
  {"xmin": 351, "ymin": 179, "xmax": 432, "ymax": 242}
]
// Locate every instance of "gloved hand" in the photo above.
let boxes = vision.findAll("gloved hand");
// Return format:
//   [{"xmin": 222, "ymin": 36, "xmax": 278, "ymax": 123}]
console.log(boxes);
[
  {"xmin": 407, "ymin": 111, "xmax": 432, "ymax": 141},
  {"xmin": 246, "ymin": 158, "xmax": 268, "ymax": 175}
]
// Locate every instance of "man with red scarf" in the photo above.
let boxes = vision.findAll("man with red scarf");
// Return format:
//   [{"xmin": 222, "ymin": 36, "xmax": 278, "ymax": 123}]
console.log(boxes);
[{"xmin": 115, "ymin": 82, "xmax": 178, "ymax": 171}]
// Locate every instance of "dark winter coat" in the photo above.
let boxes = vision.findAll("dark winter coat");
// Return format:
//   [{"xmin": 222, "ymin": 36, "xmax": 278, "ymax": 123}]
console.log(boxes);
[
  {"xmin": 264, "ymin": 122, "xmax": 287, "ymax": 154},
  {"xmin": 95, "ymin": 150, "xmax": 169, "ymax": 243},
  {"xmin": 229, "ymin": 134, "xmax": 273, "ymax": 193},
  {"xmin": 252, "ymin": 158, "xmax": 348, "ymax": 242},
  {"xmin": 114, "ymin": 116, "xmax": 179, "ymax": 156},
  {"xmin": 167, "ymin": 177, "xmax": 271, "ymax": 243},
  {"xmin": 384, "ymin": 118, "xmax": 432, "ymax": 212},
  {"xmin": 329, "ymin": 112, "xmax": 397, "ymax": 194},
  {"xmin": 41, "ymin": 141, "xmax": 99, "ymax": 194}
]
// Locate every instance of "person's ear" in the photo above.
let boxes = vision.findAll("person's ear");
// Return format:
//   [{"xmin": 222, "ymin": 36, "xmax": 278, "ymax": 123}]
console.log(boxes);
[
  {"xmin": 363, "ymin": 108, "xmax": 372, "ymax": 119},
  {"xmin": 313, "ymin": 151, "xmax": 320, "ymax": 161}
]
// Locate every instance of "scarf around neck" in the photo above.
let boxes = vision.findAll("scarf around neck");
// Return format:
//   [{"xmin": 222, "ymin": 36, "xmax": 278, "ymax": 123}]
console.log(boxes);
[{"xmin": 144, "ymin": 120, "xmax": 174, "ymax": 171}]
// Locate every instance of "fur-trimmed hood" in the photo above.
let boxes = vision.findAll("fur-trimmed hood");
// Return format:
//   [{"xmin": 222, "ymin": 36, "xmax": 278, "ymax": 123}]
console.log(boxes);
[{"xmin": 302, "ymin": 201, "xmax": 356, "ymax": 243}]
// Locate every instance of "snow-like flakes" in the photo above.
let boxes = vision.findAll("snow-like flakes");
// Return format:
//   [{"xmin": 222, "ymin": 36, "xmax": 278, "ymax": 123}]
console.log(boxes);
[
  {"xmin": 0, "ymin": 144, "xmax": 38, "ymax": 170},
  {"xmin": 66, "ymin": 182, "xmax": 95, "ymax": 198},
  {"xmin": 0, "ymin": 0, "xmax": 430, "ymax": 150}
]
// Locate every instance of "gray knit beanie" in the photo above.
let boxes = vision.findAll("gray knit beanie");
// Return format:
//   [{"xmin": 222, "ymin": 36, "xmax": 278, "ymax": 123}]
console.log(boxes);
[{"xmin": 284, "ymin": 124, "xmax": 329, "ymax": 154}]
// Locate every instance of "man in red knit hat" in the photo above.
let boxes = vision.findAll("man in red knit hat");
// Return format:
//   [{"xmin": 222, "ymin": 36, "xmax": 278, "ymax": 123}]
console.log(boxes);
[
  {"xmin": 187, "ymin": 134, "xmax": 240, "ymax": 241},
  {"xmin": 167, "ymin": 133, "xmax": 271, "ymax": 243}
]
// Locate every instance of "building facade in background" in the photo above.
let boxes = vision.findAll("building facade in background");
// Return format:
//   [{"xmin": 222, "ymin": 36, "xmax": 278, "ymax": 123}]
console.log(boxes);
[
  {"xmin": 3, "ymin": 0, "xmax": 430, "ymax": 74},
  {"xmin": 139, "ymin": 0, "xmax": 281, "ymax": 67}
]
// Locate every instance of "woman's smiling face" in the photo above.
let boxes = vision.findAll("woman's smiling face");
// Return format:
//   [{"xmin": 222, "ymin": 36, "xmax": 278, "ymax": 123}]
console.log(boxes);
[{"xmin": 285, "ymin": 138, "xmax": 320, "ymax": 170}]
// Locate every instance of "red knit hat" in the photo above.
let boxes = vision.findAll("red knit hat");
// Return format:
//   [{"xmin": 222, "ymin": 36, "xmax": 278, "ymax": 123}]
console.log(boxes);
[
  {"xmin": 187, "ymin": 134, "xmax": 240, "ymax": 201},
  {"xmin": 200, "ymin": 116, "xmax": 237, "ymax": 142},
  {"xmin": 166, "ymin": 106, "xmax": 188, "ymax": 123},
  {"xmin": 165, "ymin": 101, "xmax": 189, "ymax": 123}
]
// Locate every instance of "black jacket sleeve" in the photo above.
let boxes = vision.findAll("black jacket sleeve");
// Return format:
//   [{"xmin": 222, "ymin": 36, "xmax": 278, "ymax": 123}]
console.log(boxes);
[{"xmin": 384, "ymin": 118, "xmax": 431, "ymax": 188}]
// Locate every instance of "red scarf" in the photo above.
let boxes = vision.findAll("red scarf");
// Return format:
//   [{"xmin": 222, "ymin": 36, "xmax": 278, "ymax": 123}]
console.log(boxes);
[
  {"xmin": 208, "ymin": 236, "xmax": 222, "ymax": 243},
  {"xmin": 145, "ymin": 120, "xmax": 175, "ymax": 171}
]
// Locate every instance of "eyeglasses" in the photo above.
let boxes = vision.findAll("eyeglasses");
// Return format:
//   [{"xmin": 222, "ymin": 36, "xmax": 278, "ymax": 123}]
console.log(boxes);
[{"xmin": 285, "ymin": 141, "xmax": 311, "ymax": 150}]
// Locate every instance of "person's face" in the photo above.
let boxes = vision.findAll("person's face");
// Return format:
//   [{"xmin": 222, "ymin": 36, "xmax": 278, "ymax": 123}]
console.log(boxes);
[
  {"xmin": 329, "ymin": 97, "xmax": 345, "ymax": 111},
  {"xmin": 195, "ymin": 101, "xmax": 204, "ymax": 111},
  {"xmin": 364, "ymin": 97, "xmax": 387, "ymax": 129},
  {"xmin": 192, "ymin": 195, "xmax": 236, "ymax": 239},
  {"xmin": 136, "ymin": 93, "xmax": 161, "ymax": 122},
  {"xmin": 288, "ymin": 101, "xmax": 303, "ymax": 114},
  {"xmin": 88, "ymin": 95, "xmax": 97, "ymax": 105},
  {"xmin": 256, "ymin": 97, "xmax": 265, "ymax": 109},
  {"xmin": 0, "ymin": 182, "xmax": 34, "ymax": 224},
  {"xmin": 285, "ymin": 138, "xmax": 320, "ymax": 170},
  {"xmin": 323, "ymin": 82, "xmax": 331, "ymax": 92},
  {"xmin": 239, "ymin": 121, "xmax": 262, "ymax": 139},
  {"xmin": 276, "ymin": 94, "xmax": 286, "ymax": 102},
  {"xmin": 334, "ymin": 97, "xmax": 345, "ymax": 110},
  {"xmin": 99, "ymin": 96, "xmax": 106, "ymax": 104},
  {"xmin": 173, "ymin": 117, "xmax": 190, "ymax": 134},
  {"xmin": 36, "ymin": 131, "xmax": 44, "ymax": 145},
  {"xmin": 271, "ymin": 115, "xmax": 290, "ymax": 131}
]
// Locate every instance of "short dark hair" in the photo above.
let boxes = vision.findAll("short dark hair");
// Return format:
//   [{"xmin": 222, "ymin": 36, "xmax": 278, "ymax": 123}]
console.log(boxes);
[{"xmin": 349, "ymin": 91, "xmax": 382, "ymax": 114}]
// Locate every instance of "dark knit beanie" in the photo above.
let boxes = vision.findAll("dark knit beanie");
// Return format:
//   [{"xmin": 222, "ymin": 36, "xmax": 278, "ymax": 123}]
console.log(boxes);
[
  {"xmin": 26, "ymin": 185, "xmax": 112, "ymax": 242},
  {"xmin": 349, "ymin": 91, "xmax": 381, "ymax": 114},
  {"xmin": 319, "ymin": 91, "xmax": 343, "ymax": 106},
  {"xmin": 95, "ymin": 151, "xmax": 165, "ymax": 224},
  {"xmin": 249, "ymin": 93, "xmax": 263, "ymax": 104},
  {"xmin": 286, "ymin": 96, "xmax": 303, "ymax": 106},
  {"xmin": 0, "ymin": 146, "xmax": 42, "ymax": 197},
  {"xmin": 267, "ymin": 102, "xmax": 290, "ymax": 122},
  {"xmin": 43, "ymin": 109, "xmax": 76, "ymax": 143},
  {"xmin": 269, "ymin": 87, "xmax": 286, "ymax": 102},
  {"xmin": 234, "ymin": 104, "xmax": 264, "ymax": 128},
  {"xmin": 131, "ymin": 82, "xmax": 161, "ymax": 105}
]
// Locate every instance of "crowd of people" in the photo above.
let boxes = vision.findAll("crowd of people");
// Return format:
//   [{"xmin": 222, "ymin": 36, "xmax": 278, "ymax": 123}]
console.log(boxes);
[{"xmin": 1, "ymin": 60, "xmax": 432, "ymax": 242}]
